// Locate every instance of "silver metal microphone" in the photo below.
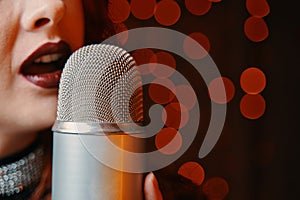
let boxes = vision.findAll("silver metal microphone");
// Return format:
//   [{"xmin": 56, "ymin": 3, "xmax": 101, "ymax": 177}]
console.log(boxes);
[{"xmin": 52, "ymin": 44, "xmax": 144, "ymax": 200}]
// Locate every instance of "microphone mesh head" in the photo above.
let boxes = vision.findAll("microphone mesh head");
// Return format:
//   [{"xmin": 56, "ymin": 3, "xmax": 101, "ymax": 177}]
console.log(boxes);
[{"xmin": 57, "ymin": 44, "xmax": 143, "ymax": 123}]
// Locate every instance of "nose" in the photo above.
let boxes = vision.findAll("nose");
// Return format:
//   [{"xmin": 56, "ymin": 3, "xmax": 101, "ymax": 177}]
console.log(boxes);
[{"xmin": 21, "ymin": 0, "xmax": 66, "ymax": 31}]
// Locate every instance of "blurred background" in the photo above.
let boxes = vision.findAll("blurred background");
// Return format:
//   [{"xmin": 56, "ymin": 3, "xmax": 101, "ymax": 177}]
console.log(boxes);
[{"xmin": 107, "ymin": 0, "xmax": 299, "ymax": 199}]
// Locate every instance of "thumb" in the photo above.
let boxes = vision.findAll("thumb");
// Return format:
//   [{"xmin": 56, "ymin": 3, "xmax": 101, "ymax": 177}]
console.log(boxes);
[{"xmin": 144, "ymin": 172, "xmax": 163, "ymax": 200}]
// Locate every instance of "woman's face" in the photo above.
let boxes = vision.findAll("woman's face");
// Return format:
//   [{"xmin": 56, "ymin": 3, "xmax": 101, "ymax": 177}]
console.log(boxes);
[{"xmin": 0, "ymin": 0, "xmax": 84, "ymax": 134}]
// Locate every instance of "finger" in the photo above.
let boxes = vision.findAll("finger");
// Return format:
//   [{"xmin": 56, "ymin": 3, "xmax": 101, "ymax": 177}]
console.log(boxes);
[{"xmin": 144, "ymin": 172, "xmax": 163, "ymax": 200}]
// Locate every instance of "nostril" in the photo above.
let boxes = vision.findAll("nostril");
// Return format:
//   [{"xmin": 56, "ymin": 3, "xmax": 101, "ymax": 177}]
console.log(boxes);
[{"xmin": 35, "ymin": 18, "xmax": 50, "ymax": 28}]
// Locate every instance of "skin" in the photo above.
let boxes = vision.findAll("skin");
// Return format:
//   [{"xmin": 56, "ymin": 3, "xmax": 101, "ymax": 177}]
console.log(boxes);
[
  {"xmin": 0, "ymin": 0, "xmax": 84, "ymax": 158},
  {"xmin": 144, "ymin": 172, "xmax": 163, "ymax": 200},
  {"xmin": 0, "ymin": 0, "xmax": 162, "ymax": 198}
]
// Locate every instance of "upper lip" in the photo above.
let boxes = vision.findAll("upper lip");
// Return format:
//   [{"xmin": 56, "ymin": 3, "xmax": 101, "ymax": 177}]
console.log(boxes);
[{"xmin": 20, "ymin": 41, "xmax": 72, "ymax": 75}]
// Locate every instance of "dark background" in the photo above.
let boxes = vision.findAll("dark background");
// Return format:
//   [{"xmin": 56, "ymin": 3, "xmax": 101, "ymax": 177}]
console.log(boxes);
[{"xmin": 122, "ymin": 0, "xmax": 300, "ymax": 199}]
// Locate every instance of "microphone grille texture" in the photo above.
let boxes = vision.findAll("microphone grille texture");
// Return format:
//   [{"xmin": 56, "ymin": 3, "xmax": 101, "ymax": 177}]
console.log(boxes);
[{"xmin": 56, "ymin": 44, "xmax": 143, "ymax": 123}]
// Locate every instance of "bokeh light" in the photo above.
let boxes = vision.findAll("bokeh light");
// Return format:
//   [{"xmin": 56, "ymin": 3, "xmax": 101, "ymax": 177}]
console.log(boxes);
[
  {"xmin": 150, "ymin": 51, "xmax": 177, "ymax": 78},
  {"xmin": 155, "ymin": 127, "xmax": 182, "ymax": 155},
  {"xmin": 132, "ymin": 49, "xmax": 157, "ymax": 75},
  {"xmin": 106, "ymin": 0, "xmax": 272, "ymax": 198},
  {"xmin": 148, "ymin": 78, "xmax": 176, "ymax": 104},
  {"xmin": 108, "ymin": 0, "xmax": 131, "ymax": 23},
  {"xmin": 154, "ymin": 0, "xmax": 181, "ymax": 26},
  {"xmin": 240, "ymin": 67, "xmax": 266, "ymax": 94},
  {"xmin": 244, "ymin": 16, "xmax": 269, "ymax": 42},
  {"xmin": 240, "ymin": 94, "xmax": 266, "ymax": 119},
  {"xmin": 246, "ymin": 0, "xmax": 270, "ymax": 17},
  {"xmin": 178, "ymin": 161, "xmax": 205, "ymax": 186},
  {"xmin": 183, "ymin": 32, "xmax": 210, "ymax": 60},
  {"xmin": 130, "ymin": 0, "xmax": 156, "ymax": 20},
  {"xmin": 202, "ymin": 177, "xmax": 229, "ymax": 199},
  {"xmin": 174, "ymin": 85, "xmax": 197, "ymax": 110},
  {"xmin": 185, "ymin": 0, "xmax": 212, "ymax": 16},
  {"xmin": 162, "ymin": 103, "xmax": 189, "ymax": 129},
  {"xmin": 208, "ymin": 77, "xmax": 235, "ymax": 104}
]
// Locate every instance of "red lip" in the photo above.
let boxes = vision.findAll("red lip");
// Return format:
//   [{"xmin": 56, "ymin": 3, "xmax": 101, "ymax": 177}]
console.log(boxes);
[{"xmin": 20, "ymin": 41, "xmax": 72, "ymax": 88}]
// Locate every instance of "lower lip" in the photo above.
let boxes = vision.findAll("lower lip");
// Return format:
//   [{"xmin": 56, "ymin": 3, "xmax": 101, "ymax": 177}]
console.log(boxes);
[{"xmin": 24, "ymin": 70, "xmax": 62, "ymax": 88}]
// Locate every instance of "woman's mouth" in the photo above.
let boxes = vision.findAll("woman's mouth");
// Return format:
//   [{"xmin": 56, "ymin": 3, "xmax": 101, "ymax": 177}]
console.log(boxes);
[{"xmin": 20, "ymin": 41, "xmax": 72, "ymax": 88}]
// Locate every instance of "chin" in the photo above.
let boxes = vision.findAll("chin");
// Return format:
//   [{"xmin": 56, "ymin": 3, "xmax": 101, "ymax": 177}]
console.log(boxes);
[
  {"xmin": 26, "ymin": 95, "xmax": 58, "ymax": 131},
  {"xmin": 39, "ymin": 112, "xmax": 57, "ymax": 129},
  {"xmin": 39, "ymin": 106, "xmax": 57, "ymax": 126},
  {"xmin": 23, "ymin": 114, "xmax": 56, "ymax": 134}
]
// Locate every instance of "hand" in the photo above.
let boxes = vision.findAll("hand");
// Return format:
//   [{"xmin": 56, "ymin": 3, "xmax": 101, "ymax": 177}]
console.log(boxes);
[
  {"xmin": 45, "ymin": 172, "xmax": 163, "ymax": 200},
  {"xmin": 144, "ymin": 172, "xmax": 163, "ymax": 200}
]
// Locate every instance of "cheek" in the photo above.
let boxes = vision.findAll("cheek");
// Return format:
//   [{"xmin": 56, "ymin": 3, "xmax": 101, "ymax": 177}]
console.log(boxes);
[
  {"xmin": 60, "ymin": 0, "xmax": 85, "ymax": 51},
  {"xmin": 0, "ymin": 21, "xmax": 18, "ymax": 90}
]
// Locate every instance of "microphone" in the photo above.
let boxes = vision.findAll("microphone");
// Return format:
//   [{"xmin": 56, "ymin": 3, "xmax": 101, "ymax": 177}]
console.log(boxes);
[{"xmin": 51, "ymin": 44, "xmax": 144, "ymax": 199}]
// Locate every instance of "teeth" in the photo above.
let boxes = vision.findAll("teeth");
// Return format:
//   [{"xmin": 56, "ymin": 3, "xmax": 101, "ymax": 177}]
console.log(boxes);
[{"xmin": 33, "ymin": 53, "xmax": 62, "ymax": 64}]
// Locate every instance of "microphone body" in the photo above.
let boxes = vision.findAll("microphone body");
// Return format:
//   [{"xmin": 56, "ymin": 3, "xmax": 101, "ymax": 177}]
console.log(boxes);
[
  {"xmin": 52, "ymin": 44, "xmax": 144, "ymax": 199},
  {"xmin": 52, "ymin": 126, "xmax": 143, "ymax": 200}
]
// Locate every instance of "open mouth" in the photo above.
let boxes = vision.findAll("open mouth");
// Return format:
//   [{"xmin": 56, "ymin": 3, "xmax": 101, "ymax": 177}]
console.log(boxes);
[{"xmin": 20, "ymin": 41, "xmax": 72, "ymax": 88}]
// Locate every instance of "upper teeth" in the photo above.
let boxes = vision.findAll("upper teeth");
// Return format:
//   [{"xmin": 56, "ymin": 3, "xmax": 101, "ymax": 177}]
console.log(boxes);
[{"xmin": 33, "ymin": 53, "xmax": 62, "ymax": 64}]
